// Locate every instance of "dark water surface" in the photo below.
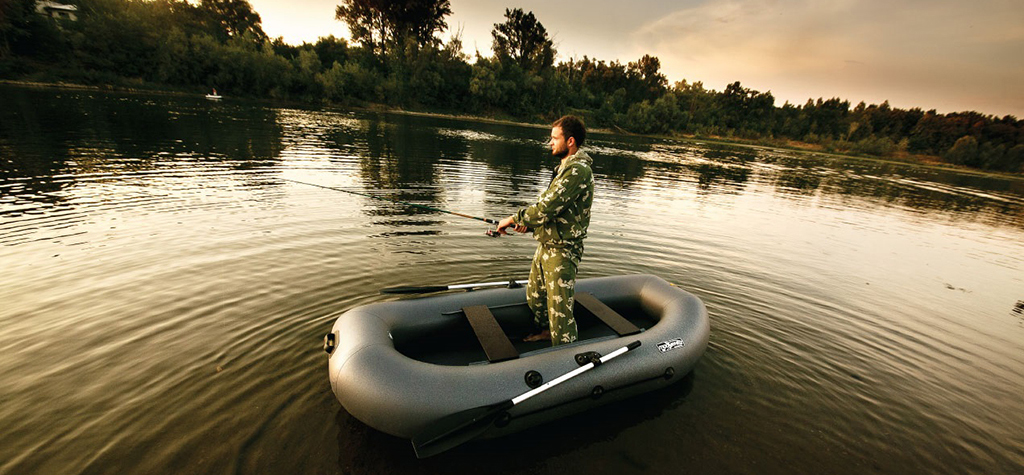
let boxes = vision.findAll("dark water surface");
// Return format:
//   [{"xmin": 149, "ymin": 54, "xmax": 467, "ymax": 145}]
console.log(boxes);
[{"xmin": 2, "ymin": 85, "xmax": 1023, "ymax": 474}]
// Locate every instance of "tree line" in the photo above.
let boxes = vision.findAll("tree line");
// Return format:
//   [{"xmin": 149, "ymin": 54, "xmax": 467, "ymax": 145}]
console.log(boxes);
[{"xmin": 2, "ymin": 0, "xmax": 1021, "ymax": 173}]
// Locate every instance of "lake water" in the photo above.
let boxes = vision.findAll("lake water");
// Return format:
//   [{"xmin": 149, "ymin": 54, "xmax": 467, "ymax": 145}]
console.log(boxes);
[{"xmin": 1, "ymin": 85, "xmax": 1022, "ymax": 474}]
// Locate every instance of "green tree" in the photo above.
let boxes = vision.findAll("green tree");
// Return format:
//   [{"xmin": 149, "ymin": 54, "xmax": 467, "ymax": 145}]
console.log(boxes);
[
  {"xmin": 491, "ymin": 8, "xmax": 554, "ymax": 72},
  {"xmin": 626, "ymin": 54, "xmax": 667, "ymax": 101},
  {"xmin": 68, "ymin": 0, "xmax": 166, "ymax": 81},
  {"xmin": 318, "ymin": 59, "xmax": 380, "ymax": 102},
  {"xmin": 313, "ymin": 35, "xmax": 349, "ymax": 69},
  {"xmin": 718, "ymin": 81, "xmax": 775, "ymax": 135},
  {"xmin": 1003, "ymin": 145, "xmax": 1024, "ymax": 173},
  {"xmin": 1, "ymin": 0, "xmax": 64, "ymax": 62},
  {"xmin": 1, "ymin": 0, "xmax": 34, "ymax": 58},
  {"xmin": 291, "ymin": 48, "xmax": 323, "ymax": 99},
  {"xmin": 199, "ymin": 0, "xmax": 266, "ymax": 43},
  {"xmin": 625, "ymin": 93, "xmax": 682, "ymax": 134},
  {"xmin": 334, "ymin": 0, "xmax": 451, "ymax": 57},
  {"xmin": 468, "ymin": 55, "xmax": 539, "ymax": 117}
]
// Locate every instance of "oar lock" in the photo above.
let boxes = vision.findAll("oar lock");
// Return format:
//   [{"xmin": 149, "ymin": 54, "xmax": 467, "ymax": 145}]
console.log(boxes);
[
  {"xmin": 574, "ymin": 351, "xmax": 603, "ymax": 367},
  {"xmin": 463, "ymin": 279, "xmax": 522, "ymax": 291},
  {"xmin": 524, "ymin": 349, "xmax": 604, "ymax": 390},
  {"xmin": 524, "ymin": 350, "xmax": 605, "ymax": 389}
]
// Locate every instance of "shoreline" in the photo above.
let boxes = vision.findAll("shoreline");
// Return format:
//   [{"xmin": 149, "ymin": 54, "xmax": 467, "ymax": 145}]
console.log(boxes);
[
  {"xmin": 4, "ymin": 79, "xmax": 1019, "ymax": 180},
  {"xmin": 385, "ymin": 106, "xmax": 1023, "ymax": 180}
]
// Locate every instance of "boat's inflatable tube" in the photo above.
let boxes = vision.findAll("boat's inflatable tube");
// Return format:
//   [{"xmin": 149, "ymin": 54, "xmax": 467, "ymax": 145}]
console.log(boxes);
[{"xmin": 325, "ymin": 274, "xmax": 709, "ymax": 439}]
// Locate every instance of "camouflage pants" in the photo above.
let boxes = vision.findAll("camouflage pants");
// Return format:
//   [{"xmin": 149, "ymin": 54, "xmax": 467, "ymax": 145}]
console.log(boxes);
[{"xmin": 526, "ymin": 242, "xmax": 584, "ymax": 346}]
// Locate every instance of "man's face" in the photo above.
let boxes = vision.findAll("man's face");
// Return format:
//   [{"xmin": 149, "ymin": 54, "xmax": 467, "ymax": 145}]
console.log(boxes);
[{"xmin": 550, "ymin": 126, "xmax": 570, "ymax": 159}]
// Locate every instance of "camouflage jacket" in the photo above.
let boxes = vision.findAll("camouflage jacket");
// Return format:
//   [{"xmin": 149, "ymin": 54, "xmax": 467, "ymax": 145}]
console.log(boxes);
[{"xmin": 513, "ymin": 150, "xmax": 594, "ymax": 246}]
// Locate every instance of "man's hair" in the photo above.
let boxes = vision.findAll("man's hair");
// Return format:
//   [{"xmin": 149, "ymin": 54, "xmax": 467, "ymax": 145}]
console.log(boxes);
[{"xmin": 553, "ymin": 115, "xmax": 586, "ymax": 147}]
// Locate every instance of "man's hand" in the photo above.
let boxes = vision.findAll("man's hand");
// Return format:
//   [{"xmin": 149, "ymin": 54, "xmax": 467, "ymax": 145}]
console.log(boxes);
[{"xmin": 496, "ymin": 215, "xmax": 528, "ymax": 235}]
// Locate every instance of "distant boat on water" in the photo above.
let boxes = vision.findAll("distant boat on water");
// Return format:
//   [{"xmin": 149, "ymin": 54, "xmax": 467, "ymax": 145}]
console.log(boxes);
[{"xmin": 205, "ymin": 88, "xmax": 222, "ymax": 100}]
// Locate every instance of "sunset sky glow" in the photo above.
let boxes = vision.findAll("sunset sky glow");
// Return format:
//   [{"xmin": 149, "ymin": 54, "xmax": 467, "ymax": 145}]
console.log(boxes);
[{"xmin": 248, "ymin": 0, "xmax": 1024, "ymax": 117}]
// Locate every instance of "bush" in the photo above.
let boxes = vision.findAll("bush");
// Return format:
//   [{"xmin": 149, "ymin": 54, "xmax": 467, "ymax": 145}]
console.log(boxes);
[
  {"xmin": 983, "ymin": 143, "xmax": 1024, "ymax": 172},
  {"xmin": 851, "ymin": 135, "xmax": 897, "ymax": 156},
  {"xmin": 318, "ymin": 60, "xmax": 380, "ymax": 103},
  {"xmin": 943, "ymin": 135, "xmax": 980, "ymax": 167}
]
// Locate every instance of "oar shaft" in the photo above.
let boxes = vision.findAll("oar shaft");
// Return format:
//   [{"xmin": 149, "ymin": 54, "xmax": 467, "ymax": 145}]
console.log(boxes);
[
  {"xmin": 446, "ymin": 280, "xmax": 528, "ymax": 290},
  {"xmin": 280, "ymin": 178, "xmax": 498, "ymax": 224},
  {"xmin": 380, "ymin": 280, "xmax": 528, "ymax": 294},
  {"xmin": 410, "ymin": 339, "xmax": 642, "ymax": 458},
  {"xmin": 511, "ymin": 341, "xmax": 641, "ymax": 405}
]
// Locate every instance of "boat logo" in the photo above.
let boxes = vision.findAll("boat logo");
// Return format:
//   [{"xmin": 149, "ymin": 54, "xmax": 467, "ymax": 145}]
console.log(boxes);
[{"xmin": 657, "ymin": 338, "xmax": 685, "ymax": 353}]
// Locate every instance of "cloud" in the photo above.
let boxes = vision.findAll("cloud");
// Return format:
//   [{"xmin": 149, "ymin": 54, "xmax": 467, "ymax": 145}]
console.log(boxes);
[{"xmin": 631, "ymin": 0, "xmax": 1024, "ymax": 115}]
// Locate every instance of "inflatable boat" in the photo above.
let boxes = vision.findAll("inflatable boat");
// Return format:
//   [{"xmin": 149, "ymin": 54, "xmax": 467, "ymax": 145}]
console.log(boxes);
[{"xmin": 323, "ymin": 274, "xmax": 709, "ymax": 457}]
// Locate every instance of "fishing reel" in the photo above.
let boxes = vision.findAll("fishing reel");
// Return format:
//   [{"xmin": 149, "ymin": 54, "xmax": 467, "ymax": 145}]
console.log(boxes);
[{"xmin": 486, "ymin": 224, "xmax": 530, "ymax": 237}]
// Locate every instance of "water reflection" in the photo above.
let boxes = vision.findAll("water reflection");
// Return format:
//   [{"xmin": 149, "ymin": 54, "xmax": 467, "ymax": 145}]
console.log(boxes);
[
  {"xmin": 1, "ymin": 85, "xmax": 1022, "ymax": 475},
  {"xmin": 1, "ymin": 86, "xmax": 283, "ymax": 202},
  {"xmin": 308, "ymin": 110, "xmax": 1024, "ymax": 231},
  {"xmin": 5, "ymin": 85, "xmax": 1020, "ymax": 231}
]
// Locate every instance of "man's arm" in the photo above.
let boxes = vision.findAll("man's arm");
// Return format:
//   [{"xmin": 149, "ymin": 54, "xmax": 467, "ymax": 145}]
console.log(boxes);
[
  {"xmin": 496, "ymin": 214, "xmax": 527, "ymax": 235},
  {"xmin": 496, "ymin": 163, "xmax": 588, "ymax": 235}
]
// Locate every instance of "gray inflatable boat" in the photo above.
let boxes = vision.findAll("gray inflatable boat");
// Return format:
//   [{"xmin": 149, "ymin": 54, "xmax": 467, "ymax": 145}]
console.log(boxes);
[{"xmin": 324, "ymin": 274, "xmax": 709, "ymax": 456}]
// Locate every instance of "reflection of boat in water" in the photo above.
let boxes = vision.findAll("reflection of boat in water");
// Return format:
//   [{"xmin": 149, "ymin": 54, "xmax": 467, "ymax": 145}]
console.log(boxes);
[
  {"xmin": 205, "ymin": 94, "xmax": 222, "ymax": 101},
  {"xmin": 324, "ymin": 274, "xmax": 710, "ymax": 456}
]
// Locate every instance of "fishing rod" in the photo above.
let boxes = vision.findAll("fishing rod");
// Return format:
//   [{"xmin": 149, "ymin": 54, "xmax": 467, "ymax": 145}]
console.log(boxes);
[{"xmin": 280, "ymin": 178, "xmax": 506, "ymax": 237}]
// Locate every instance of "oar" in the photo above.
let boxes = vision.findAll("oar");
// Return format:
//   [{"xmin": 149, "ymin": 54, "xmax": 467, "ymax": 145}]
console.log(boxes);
[
  {"xmin": 411, "ymin": 340, "xmax": 642, "ymax": 458},
  {"xmin": 380, "ymin": 279, "xmax": 528, "ymax": 294}
]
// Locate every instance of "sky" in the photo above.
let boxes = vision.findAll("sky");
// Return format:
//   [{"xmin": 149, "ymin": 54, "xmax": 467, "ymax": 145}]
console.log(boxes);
[{"xmin": 248, "ymin": 0, "xmax": 1024, "ymax": 117}]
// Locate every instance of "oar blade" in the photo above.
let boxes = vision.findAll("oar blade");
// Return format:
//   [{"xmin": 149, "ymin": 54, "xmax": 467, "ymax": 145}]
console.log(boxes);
[
  {"xmin": 411, "ymin": 400, "xmax": 513, "ymax": 458},
  {"xmin": 379, "ymin": 285, "xmax": 450, "ymax": 294}
]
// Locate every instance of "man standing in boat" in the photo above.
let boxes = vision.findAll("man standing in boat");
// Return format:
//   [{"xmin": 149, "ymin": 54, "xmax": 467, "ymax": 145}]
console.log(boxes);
[{"xmin": 496, "ymin": 116, "xmax": 594, "ymax": 346}]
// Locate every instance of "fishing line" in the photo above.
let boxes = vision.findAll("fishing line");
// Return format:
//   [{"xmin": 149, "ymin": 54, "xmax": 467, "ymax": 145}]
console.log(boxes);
[{"xmin": 280, "ymin": 178, "xmax": 505, "ymax": 235}]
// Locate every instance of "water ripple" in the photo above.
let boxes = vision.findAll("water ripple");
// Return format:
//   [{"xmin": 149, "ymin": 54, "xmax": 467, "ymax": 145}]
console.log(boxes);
[{"xmin": 1, "ymin": 90, "xmax": 1022, "ymax": 474}]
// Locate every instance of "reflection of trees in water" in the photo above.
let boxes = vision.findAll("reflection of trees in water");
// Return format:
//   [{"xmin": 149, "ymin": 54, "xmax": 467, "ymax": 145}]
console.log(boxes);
[
  {"xmin": 700, "ymin": 147, "xmax": 758, "ymax": 164},
  {"xmin": 344, "ymin": 115, "xmax": 464, "ymax": 221},
  {"xmin": 189, "ymin": 106, "xmax": 283, "ymax": 168},
  {"xmin": 358, "ymin": 116, "xmax": 443, "ymax": 187},
  {"xmin": 692, "ymin": 163, "xmax": 750, "ymax": 192},
  {"xmin": 341, "ymin": 112, "xmax": 1024, "ymax": 230},
  {"xmin": 584, "ymin": 137, "xmax": 757, "ymax": 192},
  {"xmin": 590, "ymin": 149, "xmax": 751, "ymax": 194},
  {"xmin": 758, "ymin": 154, "xmax": 1024, "ymax": 227},
  {"xmin": 346, "ymin": 113, "xmax": 560, "ymax": 219},
  {"xmin": 585, "ymin": 138, "xmax": 1023, "ymax": 228},
  {"xmin": 2, "ymin": 90, "xmax": 80, "ymax": 183},
  {"xmin": 774, "ymin": 171, "xmax": 823, "ymax": 195},
  {"xmin": 591, "ymin": 152, "xmax": 648, "ymax": 187},
  {"xmin": 466, "ymin": 137, "xmax": 545, "ymax": 186},
  {"xmin": 0, "ymin": 86, "xmax": 283, "ymax": 203},
  {"xmin": 820, "ymin": 173, "xmax": 1024, "ymax": 226},
  {"xmin": 7, "ymin": 87, "xmax": 1019, "ymax": 230}
]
